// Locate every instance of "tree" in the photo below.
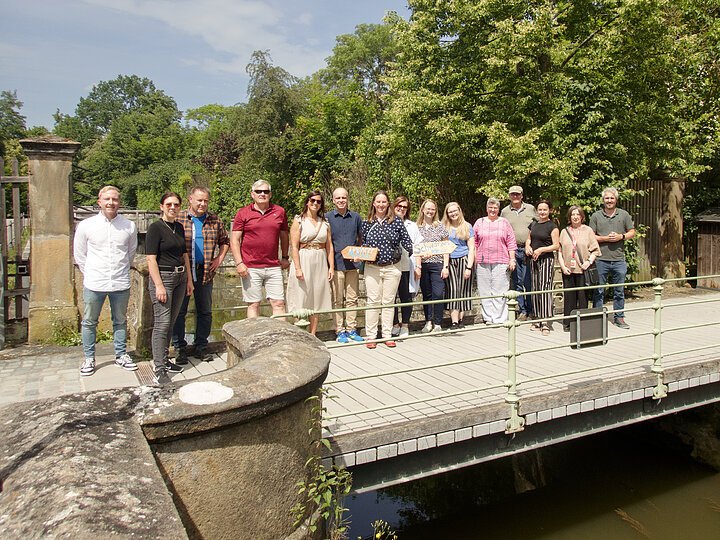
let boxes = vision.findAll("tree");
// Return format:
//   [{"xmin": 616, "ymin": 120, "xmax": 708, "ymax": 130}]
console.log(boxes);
[
  {"xmin": 0, "ymin": 90, "xmax": 26, "ymax": 156},
  {"xmin": 54, "ymin": 75, "xmax": 167, "ymax": 147},
  {"xmin": 378, "ymin": 0, "xmax": 720, "ymax": 220}
]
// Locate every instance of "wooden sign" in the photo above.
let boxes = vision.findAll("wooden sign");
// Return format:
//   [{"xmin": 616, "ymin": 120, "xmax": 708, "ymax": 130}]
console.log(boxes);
[
  {"xmin": 413, "ymin": 240, "xmax": 458, "ymax": 257},
  {"xmin": 341, "ymin": 245, "xmax": 378, "ymax": 261}
]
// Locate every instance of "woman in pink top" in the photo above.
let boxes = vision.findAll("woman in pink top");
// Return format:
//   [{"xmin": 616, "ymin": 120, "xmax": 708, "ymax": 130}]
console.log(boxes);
[{"xmin": 473, "ymin": 197, "xmax": 517, "ymax": 324}]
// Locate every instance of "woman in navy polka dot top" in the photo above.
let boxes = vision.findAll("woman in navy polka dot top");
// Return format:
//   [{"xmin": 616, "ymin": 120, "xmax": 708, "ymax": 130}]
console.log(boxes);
[{"xmin": 361, "ymin": 191, "xmax": 414, "ymax": 348}]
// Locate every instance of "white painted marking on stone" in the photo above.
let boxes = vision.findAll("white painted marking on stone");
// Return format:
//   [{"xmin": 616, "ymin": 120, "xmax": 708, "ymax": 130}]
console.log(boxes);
[
  {"xmin": 417, "ymin": 435, "xmax": 436, "ymax": 451},
  {"xmin": 455, "ymin": 427, "xmax": 472, "ymax": 441},
  {"xmin": 595, "ymin": 396, "xmax": 608, "ymax": 409},
  {"xmin": 178, "ymin": 381, "xmax": 234, "ymax": 405},
  {"xmin": 473, "ymin": 423, "xmax": 490, "ymax": 437},
  {"xmin": 525, "ymin": 412, "xmax": 537, "ymax": 425},
  {"xmin": 398, "ymin": 439, "xmax": 417, "ymax": 454},
  {"xmin": 689, "ymin": 377, "xmax": 700, "ymax": 388},
  {"xmin": 700, "ymin": 375, "xmax": 710, "ymax": 385},
  {"xmin": 537, "ymin": 409, "xmax": 552, "ymax": 422},
  {"xmin": 580, "ymin": 400, "xmax": 594, "ymax": 413},
  {"xmin": 437, "ymin": 431, "xmax": 454, "ymax": 446},
  {"xmin": 336, "ymin": 453, "xmax": 356, "ymax": 467},
  {"xmin": 620, "ymin": 391, "xmax": 633, "ymax": 403},
  {"xmin": 710, "ymin": 373, "xmax": 719, "ymax": 383},
  {"xmin": 552, "ymin": 406, "xmax": 566, "ymax": 419},
  {"xmin": 632, "ymin": 389, "xmax": 644, "ymax": 401},
  {"xmin": 356, "ymin": 448, "xmax": 377, "ymax": 465},
  {"xmin": 377, "ymin": 444, "xmax": 398, "ymax": 460},
  {"xmin": 567, "ymin": 403, "xmax": 581, "ymax": 416},
  {"xmin": 489, "ymin": 420, "xmax": 506, "ymax": 434},
  {"xmin": 679, "ymin": 379, "xmax": 689, "ymax": 390},
  {"xmin": 668, "ymin": 381, "xmax": 679, "ymax": 392}
]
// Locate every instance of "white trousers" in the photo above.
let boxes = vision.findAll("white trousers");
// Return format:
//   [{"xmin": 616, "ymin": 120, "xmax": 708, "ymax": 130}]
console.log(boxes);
[
  {"xmin": 476, "ymin": 263, "xmax": 510, "ymax": 323},
  {"xmin": 364, "ymin": 263, "xmax": 402, "ymax": 339}
]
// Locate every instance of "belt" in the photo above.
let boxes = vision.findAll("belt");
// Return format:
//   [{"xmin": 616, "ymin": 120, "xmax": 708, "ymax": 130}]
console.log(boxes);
[
  {"xmin": 158, "ymin": 265, "xmax": 185, "ymax": 273},
  {"xmin": 369, "ymin": 260, "xmax": 396, "ymax": 267},
  {"xmin": 300, "ymin": 243, "xmax": 325, "ymax": 250}
]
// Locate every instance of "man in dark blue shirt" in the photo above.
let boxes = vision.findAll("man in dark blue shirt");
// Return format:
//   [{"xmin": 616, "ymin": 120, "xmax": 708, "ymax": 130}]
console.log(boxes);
[{"xmin": 325, "ymin": 188, "xmax": 364, "ymax": 343}]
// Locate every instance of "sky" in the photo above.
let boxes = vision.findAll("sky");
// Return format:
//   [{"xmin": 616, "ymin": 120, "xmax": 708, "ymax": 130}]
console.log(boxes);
[{"xmin": 2, "ymin": 0, "xmax": 410, "ymax": 129}]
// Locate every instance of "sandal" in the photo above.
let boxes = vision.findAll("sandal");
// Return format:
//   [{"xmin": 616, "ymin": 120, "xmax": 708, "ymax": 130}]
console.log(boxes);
[{"xmin": 541, "ymin": 326, "xmax": 550, "ymax": 336}]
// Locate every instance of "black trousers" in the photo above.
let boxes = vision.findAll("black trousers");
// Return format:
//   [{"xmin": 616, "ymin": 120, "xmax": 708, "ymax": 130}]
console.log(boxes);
[
  {"xmin": 562, "ymin": 272, "xmax": 589, "ymax": 327},
  {"xmin": 393, "ymin": 270, "xmax": 414, "ymax": 325}
]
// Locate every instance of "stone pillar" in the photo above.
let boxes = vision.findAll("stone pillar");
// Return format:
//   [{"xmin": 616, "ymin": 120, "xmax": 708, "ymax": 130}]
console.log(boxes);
[
  {"xmin": 18, "ymin": 136, "xmax": 81, "ymax": 343},
  {"xmin": 140, "ymin": 318, "xmax": 330, "ymax": 540}
]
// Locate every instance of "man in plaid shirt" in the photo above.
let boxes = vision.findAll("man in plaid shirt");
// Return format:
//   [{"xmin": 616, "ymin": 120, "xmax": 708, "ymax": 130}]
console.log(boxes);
[{"xmin": 172, "ymin": 186, "xmax": 230, "ymax": 362}]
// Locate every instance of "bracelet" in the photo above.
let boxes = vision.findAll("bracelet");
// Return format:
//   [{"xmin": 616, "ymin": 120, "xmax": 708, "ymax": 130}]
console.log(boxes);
[
  {"xmin": 282, "ymin": 255, "xmax": 289, "ymax": 260},
  {"xmin": 236, "ymin": 262, "xmax": 244, "ymax": 266},
  {"xmin": 621, "ymin": 234, "xmax": 625, "ymax": 240}
]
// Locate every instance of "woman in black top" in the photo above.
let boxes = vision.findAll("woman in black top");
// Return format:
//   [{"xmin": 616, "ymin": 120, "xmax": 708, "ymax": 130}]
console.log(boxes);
[
  {"xmin": 361, "ymin": 190, "xmax": 414, "ymax": 349},
  {"xmin": 525, "ymin": 200, "xmax": 559, "ymax": 335},
  {"xmin": 146, "ymin": 192, "xmax": 193, "ymax": 384}
]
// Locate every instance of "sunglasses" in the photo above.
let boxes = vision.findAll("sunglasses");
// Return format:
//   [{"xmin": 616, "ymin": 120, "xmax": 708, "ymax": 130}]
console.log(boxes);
[
  {"xmin": 254, "ymin": 189, "xmax": 271, "ymax": 194},
  {"xmin": 309, "ymin": 198, "xmax": 322, "ymax": 204},
  {"xmin": 396, "ymin": 204, "xmax": 408, "ymax": 210},
  {"xmin": 164, "ymin": 202, "xmax": 180, "ymax": 207}
]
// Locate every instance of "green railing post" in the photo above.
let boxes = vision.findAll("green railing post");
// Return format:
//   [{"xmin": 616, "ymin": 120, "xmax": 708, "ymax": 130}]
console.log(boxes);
[
  {"xmin": 651, "ymin": 277, "xmax": 668, "ymax": 399},
  {"xmin": 280, "ymin": 308, "xmax": 312, "ymax": 330},
  {"xmin": 504, "ymin": 291, "xmax": 525, "ymax": 433}
]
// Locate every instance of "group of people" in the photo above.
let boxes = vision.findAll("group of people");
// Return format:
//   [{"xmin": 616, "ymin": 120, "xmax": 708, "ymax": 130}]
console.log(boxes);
[{"xmin": 73, "ymin": 181, "xmax": 636, "ymax": 383}]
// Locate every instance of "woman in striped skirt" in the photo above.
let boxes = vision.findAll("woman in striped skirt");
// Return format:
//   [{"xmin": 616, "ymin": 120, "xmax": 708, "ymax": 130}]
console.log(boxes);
[
  {"xmin": 525, "ymin": 200, "xmax": 559, "ymax": 335},
  {"xmin": 442, "ymin": 202, "xmax": 476, "ymax": 329}
]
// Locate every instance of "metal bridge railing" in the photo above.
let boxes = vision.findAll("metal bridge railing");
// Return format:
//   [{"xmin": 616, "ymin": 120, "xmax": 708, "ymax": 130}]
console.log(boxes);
[{"xmin": 272, "ymin": 274, "xmax": 720, "ymax": 434}]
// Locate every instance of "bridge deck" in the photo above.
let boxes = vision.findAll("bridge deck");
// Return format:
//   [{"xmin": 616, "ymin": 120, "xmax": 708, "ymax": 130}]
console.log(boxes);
[{"xmin": 322, "ymin": 292, "xmax": 720, "ymax": 466}]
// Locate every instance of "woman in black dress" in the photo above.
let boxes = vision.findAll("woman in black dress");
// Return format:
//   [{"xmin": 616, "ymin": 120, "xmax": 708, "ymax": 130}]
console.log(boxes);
[{"xmin": 525, "ymin": 200, "xmax": 559, "ymax": 335}]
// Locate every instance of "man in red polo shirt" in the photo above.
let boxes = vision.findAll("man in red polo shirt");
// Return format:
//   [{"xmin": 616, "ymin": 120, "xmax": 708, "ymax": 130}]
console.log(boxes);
[{"xmin": 231, "ymin": 180, "xmax": 290, "ymax": 317}]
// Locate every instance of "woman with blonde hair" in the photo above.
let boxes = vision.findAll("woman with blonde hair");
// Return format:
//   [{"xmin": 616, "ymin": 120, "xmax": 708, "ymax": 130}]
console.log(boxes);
[
  {"xmin": 442, "ymin": 202, "xmax": 475, "ymax": 329},
  {"xmin": 286, "ymin": 190, "xmax": 334, "ymax": 335},
  {"xmin": 361, "ymin": 190, "xmax": 414, "ymax": 348},
  {"xmin": 415, "ymin": 199, "xmax": 449, "ymax": 333}
]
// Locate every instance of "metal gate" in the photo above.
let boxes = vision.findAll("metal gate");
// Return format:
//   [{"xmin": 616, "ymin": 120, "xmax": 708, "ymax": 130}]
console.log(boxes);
[{"xmin": 1, "ymin": 157, "xmax": 30, "ymax": 348}]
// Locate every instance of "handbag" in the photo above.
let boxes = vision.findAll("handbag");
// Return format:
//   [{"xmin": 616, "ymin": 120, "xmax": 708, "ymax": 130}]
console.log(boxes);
[{"xmin": 569, "ymin": 228, "xmax": 599, "ymax": 286}]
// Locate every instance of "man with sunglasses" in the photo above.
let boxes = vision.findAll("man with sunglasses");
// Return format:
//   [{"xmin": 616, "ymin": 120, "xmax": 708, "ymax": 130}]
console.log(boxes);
[
  {"xmin": 325, "ymin": 187, "xmax": 364, "ymax": 343},
  {"xmin": 231, "ymin": 180, "xmax": 290, "ymax": 317}
]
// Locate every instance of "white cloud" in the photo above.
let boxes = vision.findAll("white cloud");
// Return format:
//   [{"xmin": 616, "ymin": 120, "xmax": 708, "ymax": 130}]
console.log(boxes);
[{"xmin": 81, "ymin": 0, "xmax": 327, "ymax": 77}]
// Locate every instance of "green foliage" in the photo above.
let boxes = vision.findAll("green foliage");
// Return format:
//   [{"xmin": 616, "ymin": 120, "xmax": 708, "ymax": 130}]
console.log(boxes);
[
  {"xmin": 292, "ymin": 390, "xmax": 353, "ymax": 539},
  {"xmin": 378, "ymin": 0, "xmax": 720, "ymax": 218},
  {"xmin": 50, "ymin": 319, "xmax": 82, "ymax": 347},
  {"xmin": 0, "ymin": 90, "xmax": 26, "ymax": 156},
  {"xmin": 624, "ymin": 223, "xmax": 650, "ymax": 285}
]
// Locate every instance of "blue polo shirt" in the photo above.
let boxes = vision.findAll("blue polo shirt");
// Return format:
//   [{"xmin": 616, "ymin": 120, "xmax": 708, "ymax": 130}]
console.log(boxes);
[{"xmin": 326, "ymin": 209, "xmax": 363, "ymax": 271}]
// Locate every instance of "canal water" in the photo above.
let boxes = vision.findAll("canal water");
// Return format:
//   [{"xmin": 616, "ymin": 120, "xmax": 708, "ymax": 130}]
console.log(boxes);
[{"xmin": 345, "ymin": 422, "xmax": 720, "ymax": 539}]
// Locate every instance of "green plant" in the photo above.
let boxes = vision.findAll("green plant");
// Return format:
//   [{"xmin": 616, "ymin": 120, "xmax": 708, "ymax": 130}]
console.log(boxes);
[
  {"xmin": 624, "ymin": 223, "xmax": 651, "ymax": 286},
  {"xmin": 50, "ymin": 318, "xmax": 82, "ymax": 346},
  {"xmin": 292, "ymin": 389, "xmax": 353, "ymax": 540},
  {"xmin": 364, "ymin": 520, "xmax": 398, "ymax": 540},
  {"xmin": 96, "ymin": 329, "xmax": 114, "ymax": 343}
]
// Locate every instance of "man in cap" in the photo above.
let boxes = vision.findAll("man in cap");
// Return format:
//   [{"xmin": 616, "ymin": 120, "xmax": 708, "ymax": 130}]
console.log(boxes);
[{"xmin": 500, "ymin": 186, "xmax": 537, "ymax": 321}]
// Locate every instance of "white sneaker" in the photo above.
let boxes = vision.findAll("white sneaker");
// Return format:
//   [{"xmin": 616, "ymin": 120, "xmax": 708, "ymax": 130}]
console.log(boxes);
[
  {"xmin": 80, "ymin": 358, "xmax": 95, "ymax": 376},
  {"xmin": 398, "ymin": 327, "xmax": 410, "ymax": 338},
  {"xmin": 114, "ymin": 353, "xmax": 138, "ymax": 371},
  {"xmin": 391, "ymin": 325, "xmax": 401, "ymax": 337},
  {"xmin": 421, "ymin": 321, "xmax": 434, "ymax": 333},
  {"xmin": 431, "ymin": 325, "xmax": 443, "ymax": 333}
]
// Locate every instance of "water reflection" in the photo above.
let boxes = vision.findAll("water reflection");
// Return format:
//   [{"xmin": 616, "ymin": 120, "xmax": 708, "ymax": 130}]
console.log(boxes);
[{"xmin": 346, "ymin": 423, "xmax": 720, "ymax": 539}]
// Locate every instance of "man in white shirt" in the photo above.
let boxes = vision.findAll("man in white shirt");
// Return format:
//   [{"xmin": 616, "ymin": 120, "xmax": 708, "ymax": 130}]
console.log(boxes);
[{"xmin": 73, "ymin": 186, "xmax": 138, "ymax": 376}]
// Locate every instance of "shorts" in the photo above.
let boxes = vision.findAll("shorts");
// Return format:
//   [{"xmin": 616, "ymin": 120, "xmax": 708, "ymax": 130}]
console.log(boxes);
[{"xmin": 242, "ymin": 266, "xmax": 285, "ymax": 303}]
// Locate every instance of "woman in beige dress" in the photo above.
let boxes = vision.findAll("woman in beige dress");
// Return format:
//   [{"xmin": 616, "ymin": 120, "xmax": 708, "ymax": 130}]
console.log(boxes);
[{"xmin": 286, "ymin": 191, "xmax": 334, "ymax": 335}]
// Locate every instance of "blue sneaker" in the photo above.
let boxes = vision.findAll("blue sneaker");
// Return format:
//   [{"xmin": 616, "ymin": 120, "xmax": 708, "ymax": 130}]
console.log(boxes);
[
  {"xmin": 347, "ymin": 329, "xmax": 365, "ymax": 342},
  {"xmin": 336, "ymin": 331, "xmax": 350, "ymax": 344}
]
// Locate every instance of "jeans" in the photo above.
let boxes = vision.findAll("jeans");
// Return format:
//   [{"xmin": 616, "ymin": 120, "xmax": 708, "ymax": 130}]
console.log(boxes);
[
  {"xmin": 393, "ymin": 271, "xmax": 413, "ymax": 325},
  {"xmin": 511, "ymin": 248, "xmax": 533, "ymax": 315},
  {"xmin": 420, "ymin": 262, "xmax": 445, "ymax": 326},
  {"xmin": 81, "ymin": 287, "xmax": 130, "ymax": 359},
  {"xmin": 593, "ymin": 259, "xmax": 627, "ymax": 320},
  {"xmin": 172, "ymin": 267, "xmax": 213, "ymax": 349},
  {"xmin": 150, "ymin": 271, "xmax": 188, "ymax": 373}
]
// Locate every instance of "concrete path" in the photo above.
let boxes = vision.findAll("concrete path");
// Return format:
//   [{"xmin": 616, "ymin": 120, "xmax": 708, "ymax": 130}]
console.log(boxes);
[{"xmin": 0, "ymin": 343, "xmax": 227, "ymax": 407}]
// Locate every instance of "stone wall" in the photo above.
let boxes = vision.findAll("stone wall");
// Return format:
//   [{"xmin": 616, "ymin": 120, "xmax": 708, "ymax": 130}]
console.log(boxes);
[{"xmin": 0, "ymin": 318, "xmax": 330, "ymax": 539}]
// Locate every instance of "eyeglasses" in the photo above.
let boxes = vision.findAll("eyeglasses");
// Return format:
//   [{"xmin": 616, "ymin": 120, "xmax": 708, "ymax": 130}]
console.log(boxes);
[
  {"xmin": 164, "ymin": 202, "xmax": 180, "ymax": 207},
  {"xmin": 309, "ymin": 198, "xmax": 322, "ymax": 204},
  {"xmin": 253, "ymin": 189, "xmax": 271, "ymax": 194},
  {"xmin": 396, "ymin": 204, "xmax": 408, "ymax": 210}
]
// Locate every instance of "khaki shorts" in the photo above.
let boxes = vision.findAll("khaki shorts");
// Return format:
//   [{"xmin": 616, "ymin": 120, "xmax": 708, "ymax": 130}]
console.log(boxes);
[{"xmin": 241, "ymin": 266, "xmax": 285, "ymax": 303}]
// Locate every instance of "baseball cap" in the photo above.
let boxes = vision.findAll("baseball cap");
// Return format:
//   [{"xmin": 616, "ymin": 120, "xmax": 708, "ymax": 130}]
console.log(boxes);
[{"xmin": 508, "ymin": 185, "xmax": 523, "ymax": 194}]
